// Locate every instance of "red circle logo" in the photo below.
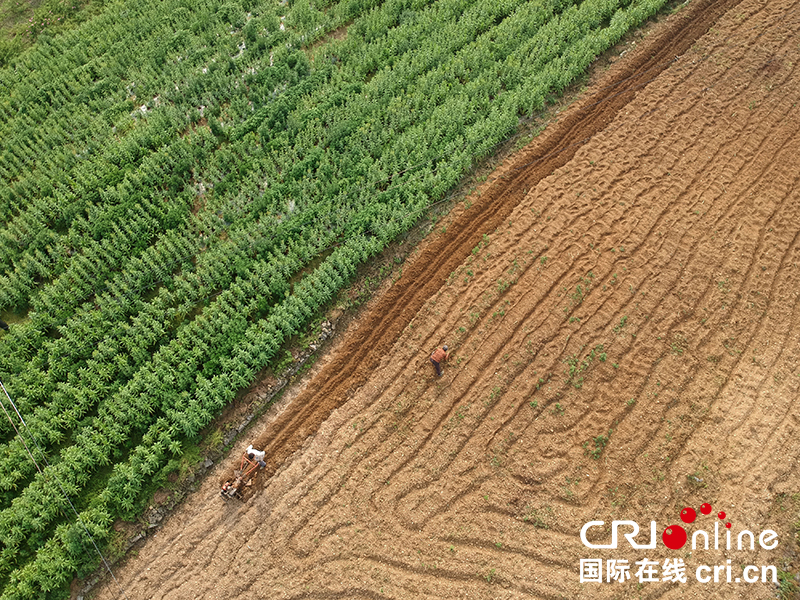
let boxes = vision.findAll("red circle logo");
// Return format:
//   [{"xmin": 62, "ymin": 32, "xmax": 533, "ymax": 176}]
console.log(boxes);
[{"xmin": 662, "ymin": 525, "xmax": 688, "ymax": 549}]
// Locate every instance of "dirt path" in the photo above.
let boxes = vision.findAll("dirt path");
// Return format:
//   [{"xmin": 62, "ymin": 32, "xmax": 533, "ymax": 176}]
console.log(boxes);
[{"xmin": 90, "ymin": 0, "xmax": 800, "ymax": 597}]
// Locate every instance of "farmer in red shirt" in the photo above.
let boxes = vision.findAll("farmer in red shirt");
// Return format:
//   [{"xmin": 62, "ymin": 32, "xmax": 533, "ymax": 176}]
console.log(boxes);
[{"xmin": 430, "ymin": 345, "xmax": 448, "ymax": 377}]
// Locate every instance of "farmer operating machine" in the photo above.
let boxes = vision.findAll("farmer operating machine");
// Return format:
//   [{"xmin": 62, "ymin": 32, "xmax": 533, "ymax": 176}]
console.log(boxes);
[{"xmin": 220, "ymin": 447, "xmax": 265, "ymax": 500}]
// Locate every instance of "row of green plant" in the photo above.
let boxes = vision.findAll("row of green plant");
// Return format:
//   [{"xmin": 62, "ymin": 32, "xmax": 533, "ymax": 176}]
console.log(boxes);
[
  {"xmin": 0, "ymin": 235, "xmax": 375, "ymax": 599},
  {"xmin": 0, "ymin": 0, "xmax": 672, "ymax": 596},
  {"xmin": 0, "ymin": 0, "xmax": 106, "ymax": 67}
]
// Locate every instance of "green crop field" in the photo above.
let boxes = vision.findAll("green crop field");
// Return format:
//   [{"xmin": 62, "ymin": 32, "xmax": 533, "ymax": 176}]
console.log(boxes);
[{"xmin": 0, "ymin": 0, "xmax": 670, "ymax": 596}]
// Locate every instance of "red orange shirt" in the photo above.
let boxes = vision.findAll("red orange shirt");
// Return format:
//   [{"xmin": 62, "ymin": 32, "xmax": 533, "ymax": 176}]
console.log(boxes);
[{"xmin": 431, "ymin": 348, "xmax": 447, "ymax": 362}]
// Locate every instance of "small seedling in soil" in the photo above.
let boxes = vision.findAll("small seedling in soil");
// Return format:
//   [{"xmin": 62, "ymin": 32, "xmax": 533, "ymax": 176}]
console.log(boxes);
[{"xmin": 584, "ymin": 429, "xmax": 612, "ymax": 459}]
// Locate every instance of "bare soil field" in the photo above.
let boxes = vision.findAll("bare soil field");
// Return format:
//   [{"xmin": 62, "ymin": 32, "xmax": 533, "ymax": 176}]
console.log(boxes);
[{"xmin": 89, "ymin": 0, "xmax": 800, "ymax": 597}]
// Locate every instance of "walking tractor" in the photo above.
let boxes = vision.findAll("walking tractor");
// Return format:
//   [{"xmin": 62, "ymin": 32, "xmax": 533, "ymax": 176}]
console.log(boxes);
[{"xmin": 220, "ymin": 452, "xmax": 261, "ymax": 501}]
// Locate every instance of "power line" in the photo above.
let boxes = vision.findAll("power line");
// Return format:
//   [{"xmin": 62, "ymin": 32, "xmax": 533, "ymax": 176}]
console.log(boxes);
[{"xmin": 0, "ymin": 379, "xmax": 131, "ymax": 600}]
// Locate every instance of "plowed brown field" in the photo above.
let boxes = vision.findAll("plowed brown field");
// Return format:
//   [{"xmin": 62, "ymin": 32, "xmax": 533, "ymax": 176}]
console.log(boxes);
[{"xmin": 90, "ymin": 0, "xmax": 800, "ymax": 598}]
